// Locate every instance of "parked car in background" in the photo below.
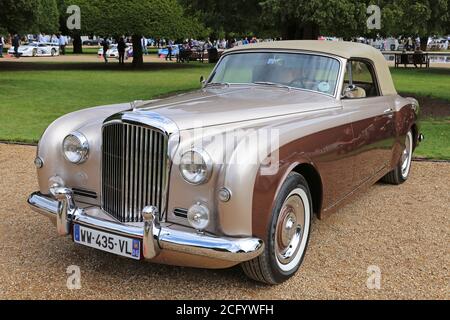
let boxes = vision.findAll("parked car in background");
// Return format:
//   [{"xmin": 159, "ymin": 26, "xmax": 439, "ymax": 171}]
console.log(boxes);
[
  {"xmin": 98, "ymin": 44, "xmax": 133, "ymax": 59},
  {"xmin": 83, "ymin": 39, "xmax": 101, "ymax": 46},
  {"xmin": 8, "ymin": 42, "xmax": 59, "ymax": 57},
  {"xmin": 28, "ymin": 41, "xmax": 423, "ymax": 284},
  {"xmin": 158, "ymin": 45, "xmax": 180, "ymax": 58}
]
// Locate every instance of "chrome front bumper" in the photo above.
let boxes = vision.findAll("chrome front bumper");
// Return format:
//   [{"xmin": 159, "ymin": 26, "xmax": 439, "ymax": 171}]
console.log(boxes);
[{"xmin": 27, "ymin": 188, "xmax": 264, "ymax": 263}]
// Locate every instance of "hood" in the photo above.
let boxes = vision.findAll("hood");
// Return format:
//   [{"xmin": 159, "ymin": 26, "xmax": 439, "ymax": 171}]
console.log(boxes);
[{"xmin": 135, "ymin": 86, "xmax": 340, "ymax": 130}]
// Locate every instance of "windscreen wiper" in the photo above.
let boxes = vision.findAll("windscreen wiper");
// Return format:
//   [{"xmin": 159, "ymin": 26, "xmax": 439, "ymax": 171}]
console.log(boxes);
[
  {"xmin": 253, "ymin": 82, "xmax": 291, "ymax": 90},
  {"xmin": 205, "ymin": 82, "xmax": 230, "ymax": 88}
]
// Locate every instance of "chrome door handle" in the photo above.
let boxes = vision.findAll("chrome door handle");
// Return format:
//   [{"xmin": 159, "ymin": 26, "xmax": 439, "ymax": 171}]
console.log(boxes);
[{"xmin": 384, "ymin": 108, "xmax": 394, "ymax": 114}]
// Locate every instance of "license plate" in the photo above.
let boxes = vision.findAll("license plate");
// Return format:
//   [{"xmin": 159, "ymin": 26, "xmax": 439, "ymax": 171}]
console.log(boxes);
[{"xmin": 73, "ymin": 224, "xmax": 141, "ymax": 260}]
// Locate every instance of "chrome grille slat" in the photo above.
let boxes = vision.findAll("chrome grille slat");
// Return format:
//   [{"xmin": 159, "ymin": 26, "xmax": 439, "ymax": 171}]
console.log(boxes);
[{"xmin": 102, "ymin": 123, "xmax": 168, "ymax": 223}]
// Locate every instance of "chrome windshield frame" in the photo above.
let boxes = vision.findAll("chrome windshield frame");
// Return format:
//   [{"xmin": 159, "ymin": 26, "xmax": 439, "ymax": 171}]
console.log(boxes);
[{"xmin": 207, "ymin": 49, "xmax": 345, "ymax": 99}]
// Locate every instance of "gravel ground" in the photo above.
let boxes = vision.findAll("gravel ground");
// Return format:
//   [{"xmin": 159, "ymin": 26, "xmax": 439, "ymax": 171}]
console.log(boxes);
[{"xmin": 0, "ymin": 143, "xmax": 448, "ymax": 300}]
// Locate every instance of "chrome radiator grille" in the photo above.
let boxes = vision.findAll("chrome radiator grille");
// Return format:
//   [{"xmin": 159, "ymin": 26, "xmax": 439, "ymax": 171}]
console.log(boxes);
[{"xmin": 102, "ymin": 122, "xmax": 168, "ymax": 223}]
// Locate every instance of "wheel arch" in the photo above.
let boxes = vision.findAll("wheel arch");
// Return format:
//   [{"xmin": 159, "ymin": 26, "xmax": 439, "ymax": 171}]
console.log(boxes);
[
  {"xmin": 410, "ymin": 123, "xmax": 419, "ymax": 150},
  {"xmin": 292, "ymin": 163, "xmax": 323, "ymax": 217}
]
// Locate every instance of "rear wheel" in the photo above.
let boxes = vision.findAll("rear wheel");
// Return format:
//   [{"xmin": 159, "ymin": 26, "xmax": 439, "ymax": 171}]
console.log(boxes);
[
  {"xmin": 242, "ymin": 173, "xmax": 312, "ymax": 284},
  {"xmin": 51, "ymin": 49, "xmax": 56, "ymax": 56},
  {"xmin": 382, "ymin": 130, "xmax": 414, "ymax": 185},
  {"xmin": 32, "ymin": 49, "xmax": 37, "ymax": 57}
]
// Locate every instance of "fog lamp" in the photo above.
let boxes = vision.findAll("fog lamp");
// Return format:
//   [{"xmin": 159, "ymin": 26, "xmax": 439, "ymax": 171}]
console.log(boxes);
[{"xmin": 187, "ymin": 203, "xmax": 210, "ymax": 231}]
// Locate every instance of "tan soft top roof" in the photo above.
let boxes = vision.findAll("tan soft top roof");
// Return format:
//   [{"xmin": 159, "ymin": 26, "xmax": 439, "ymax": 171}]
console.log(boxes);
[{"xmin": 226, "ymin": 40, "xmax": 397, "ymax": 95}]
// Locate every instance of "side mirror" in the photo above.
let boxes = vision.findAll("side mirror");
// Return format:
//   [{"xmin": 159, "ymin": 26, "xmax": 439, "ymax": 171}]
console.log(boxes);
[{"xmin": 200, "ymin": 76, "xmax": 206, "ymax": 88}]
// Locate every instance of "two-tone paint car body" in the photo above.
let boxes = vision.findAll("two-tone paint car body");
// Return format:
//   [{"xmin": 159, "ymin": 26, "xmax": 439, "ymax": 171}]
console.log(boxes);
[{"xmin": 28, "ymin": 41, "xmax": 422, "ymax": 284}]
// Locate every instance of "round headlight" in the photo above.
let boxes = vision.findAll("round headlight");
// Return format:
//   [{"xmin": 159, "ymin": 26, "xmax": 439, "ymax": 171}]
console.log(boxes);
[
  {"xmin": 62, "ymin": 132, "xmax": 89, "ymax": 164},
  {"xmin": 179, "ymin": 149, "xmax": 212, "ymax": 185}
]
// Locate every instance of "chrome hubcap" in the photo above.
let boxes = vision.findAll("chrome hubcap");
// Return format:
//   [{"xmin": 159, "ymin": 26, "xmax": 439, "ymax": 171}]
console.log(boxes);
[
  {"xmin": 401, "ymin": 133, "xmax": 412, "ymax": 177},
  {"xmin": 275, "ymin": 194, "xmax": 305, "ymax": 265}
]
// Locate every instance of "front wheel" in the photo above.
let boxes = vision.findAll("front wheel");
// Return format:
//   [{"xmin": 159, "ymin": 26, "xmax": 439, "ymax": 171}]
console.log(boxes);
[
  {"xmin": 382, "ymin": 130, "xmax": 414, "ymax": 185},
  {"xmin": 242, "ymin": 173, "xmax": 312, "ymax": 284}
]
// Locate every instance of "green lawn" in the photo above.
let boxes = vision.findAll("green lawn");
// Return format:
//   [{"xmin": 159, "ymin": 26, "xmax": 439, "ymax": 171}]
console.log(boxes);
[
  {"xmin": 65, "ymin": 47, "xmax": 100, "ymax": 55},
  {"xmin": 415, "ymin": 118, "xmax": 450, "ymax": 160},
  {"xmin": 0, "ymin": 63, "xmax": 213, "ymax": 143},
  {"xmin": 0, "ymin": 63, "xmax": 448, "ymax": 160},
  {"xmin": 391, "ymin": 68, "xmax": 450, "ymax": 101},
  {"xmin": 390, "ymin": 68, "xmax": 450, "ymax": 160}
]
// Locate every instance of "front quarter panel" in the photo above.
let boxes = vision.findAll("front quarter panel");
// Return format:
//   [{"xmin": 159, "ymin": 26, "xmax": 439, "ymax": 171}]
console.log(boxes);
[{"xmin": 36, "ymin": 103, "xmax": 132, "ymax": 197}]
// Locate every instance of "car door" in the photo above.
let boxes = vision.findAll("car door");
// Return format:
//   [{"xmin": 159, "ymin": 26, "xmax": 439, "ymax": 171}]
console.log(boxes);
[
  {"xmin": 341, "ymin": 59, "xmax": 396, "ymax": 187},
  {"xmin": 38, "ymin": 44, "xmax": 48, "ymax": 55}
]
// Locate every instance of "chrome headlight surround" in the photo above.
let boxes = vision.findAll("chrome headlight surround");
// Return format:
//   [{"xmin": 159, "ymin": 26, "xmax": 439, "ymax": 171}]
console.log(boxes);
[
  {"xmin": 62, "ymin": 131, "xmax": 89, "ymax": 164},
  {"xmin": 179, "ymin": 148, "xmax": 213, "ymax": 185}
]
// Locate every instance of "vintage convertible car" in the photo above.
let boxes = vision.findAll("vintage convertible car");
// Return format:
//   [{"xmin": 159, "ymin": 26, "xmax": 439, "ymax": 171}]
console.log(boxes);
[
  {"xmin": 28, "ymin": 41, "xmax": 423, "ymax": 284},
  {"xmin": 8, "ymin": 42, "xmax": 59, "ymax": 57}
]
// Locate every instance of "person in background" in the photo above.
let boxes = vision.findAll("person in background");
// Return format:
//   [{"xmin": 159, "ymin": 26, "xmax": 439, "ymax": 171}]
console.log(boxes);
[
  {"xmin": 197, "ymin": 41, "xmax": 205, "ymax": 63},
  {"xmin": 407, "ymin": 37, "xmax": 413, "ymax": 51},
  {"xmin": 0, "ymin": 35, "xmax": 5, "ymax": 58},
  {"xmin": 141, "ymin": 36, "xmax": 148, "ymax": 55},
  {"xmin": 101, "ymin": 37, "xmax": 109, "ymax": 63},
  {"xmin": 12, "ymin": 34, "xmax": 20, "ymax": 58},
  {"xmin": 58, "ymin": 33, "xmax": 67, "ymax": 55},
  {"xmin": 117, "ymin": 37, "xmax": 126, "ymax": 65},
  {"xmin": 166, "ymin": 41, "xmax": 173, "ymax": 61}
]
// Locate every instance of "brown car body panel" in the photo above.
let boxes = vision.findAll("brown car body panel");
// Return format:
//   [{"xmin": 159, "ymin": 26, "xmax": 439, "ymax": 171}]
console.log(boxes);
[{"xmin": 252, "ymin": 104, "xmax": 418, "ymax": 240}]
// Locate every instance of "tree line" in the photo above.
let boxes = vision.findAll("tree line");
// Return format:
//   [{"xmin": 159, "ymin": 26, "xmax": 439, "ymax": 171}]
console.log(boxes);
[{"xmin": 1, "ymin": 0, "xmax": 449, "ymax": 63}]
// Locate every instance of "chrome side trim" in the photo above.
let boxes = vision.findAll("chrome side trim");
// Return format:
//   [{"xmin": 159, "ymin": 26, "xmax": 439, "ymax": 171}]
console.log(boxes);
[{"xmin": 27, "ymin": 191, "xmax": 264, "ymax": 263}]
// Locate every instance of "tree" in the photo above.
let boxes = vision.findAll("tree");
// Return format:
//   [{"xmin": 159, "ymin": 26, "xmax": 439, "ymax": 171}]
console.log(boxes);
[
  {"xmin": 181, "ymin": 0, "xmax": 371, "ymax": 40},
  {"xmin": 260, "ymin": 0, "xmax": 368, "ymax": 40},
  {"xmin": 38, "ymin": 0, "xmax": 60, "ymax": 34},
  {"xmin": 179, "ymin": 0, "xmax": 263, "ymax": 39},
  {"xmin": 381, "ymin": 0, "xmax": 449, "ymax": 50},
  {"xmin": 70, "ymin": 0, "xmax": 204, "ymax": 64},
  {"xmin": 0, "ymin": 0, "xmax": 59, "ymax": 35}
]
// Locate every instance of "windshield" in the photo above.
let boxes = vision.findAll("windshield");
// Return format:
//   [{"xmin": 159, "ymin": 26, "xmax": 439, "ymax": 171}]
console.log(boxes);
[{"xmin": 209, "ymin": 52, "xmax": 341, "ymax": 96}]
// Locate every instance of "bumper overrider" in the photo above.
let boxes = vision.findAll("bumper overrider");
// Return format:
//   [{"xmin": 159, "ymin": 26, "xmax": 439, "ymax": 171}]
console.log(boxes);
[{"xmin": 27, "ymin": 188, "xmax": 264, "ymax": 263}]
